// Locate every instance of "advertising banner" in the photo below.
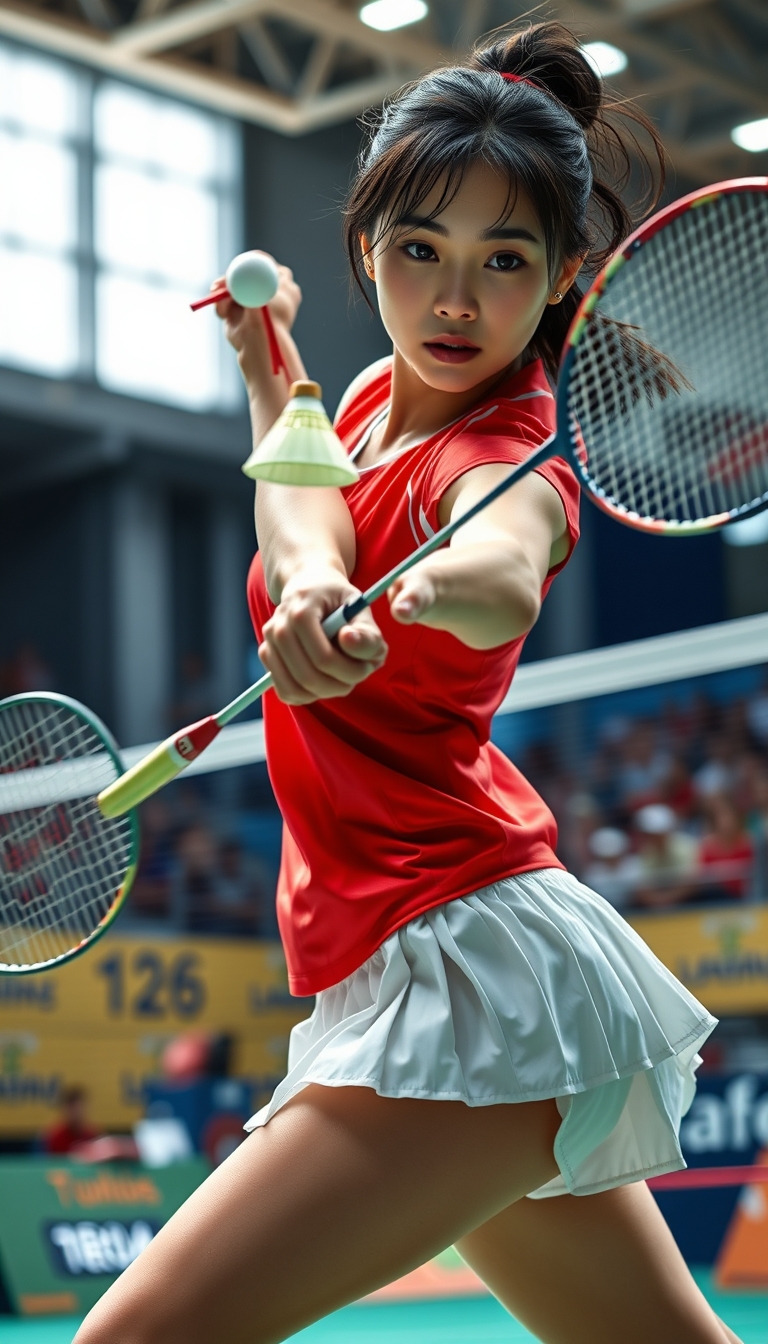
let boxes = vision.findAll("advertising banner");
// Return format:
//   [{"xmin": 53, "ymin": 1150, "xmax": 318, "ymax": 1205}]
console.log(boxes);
[
  {"xmin": 629, "ymin": 906, "xmax": 768, "ymax": 1015},
  {"xmin": 0, "ymin": 1156, "xmax": 208, "ymax": 1317},
  {"xmin": 0, "ymin": 935, "xmax": 305, "ymax": 1035},
  {"xmin": 0, "ymin": 934, "xmax": 313, "ymax": 1134},
  {"xmin": 654, "ymin": 1071, "xmax": 768, "ymax": 1265}
]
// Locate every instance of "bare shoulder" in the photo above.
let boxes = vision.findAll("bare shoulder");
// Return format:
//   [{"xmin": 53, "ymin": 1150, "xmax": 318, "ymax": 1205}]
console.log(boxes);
[{"xmin": 334, "ymin": 356, "xmax": 392, "ymax": 423}]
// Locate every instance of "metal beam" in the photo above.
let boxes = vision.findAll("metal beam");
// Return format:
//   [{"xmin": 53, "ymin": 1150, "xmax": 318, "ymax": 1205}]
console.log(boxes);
[
  {"xmin": 0, "ymin": 4, "xmax": 401, "ymax": 132},
  {"xmin": 239, "ymin": 14, "xmax": 295, "ymax": 93},
  {"xmin": 111, "ymin": 0, "xmax": 445, "ymax": 68}
]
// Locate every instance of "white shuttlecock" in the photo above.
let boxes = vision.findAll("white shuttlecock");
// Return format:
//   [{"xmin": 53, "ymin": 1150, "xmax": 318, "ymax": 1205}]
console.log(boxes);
[{"xmin": 241, "ymin": 381, "xmax": 360, "ymax": 487}]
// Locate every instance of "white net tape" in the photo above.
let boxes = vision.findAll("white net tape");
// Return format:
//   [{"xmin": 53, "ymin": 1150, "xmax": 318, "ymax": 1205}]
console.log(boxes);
[
  {"xmin": 0, "ymin": 701, "xmax": 135, "ymax": 969},
  {"xmin": 568, "ymin": 189, "xmax": 768, "ymax": 525}
]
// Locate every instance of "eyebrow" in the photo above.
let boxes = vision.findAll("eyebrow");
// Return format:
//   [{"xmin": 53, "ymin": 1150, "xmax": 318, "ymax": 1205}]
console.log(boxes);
[{"xmin": 396, "ymin": 213, "xmax": 541, "ymax": 244}]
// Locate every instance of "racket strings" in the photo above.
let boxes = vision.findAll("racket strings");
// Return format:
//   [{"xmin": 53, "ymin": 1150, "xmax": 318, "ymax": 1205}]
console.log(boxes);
[
  {"xmin": 0, "ymin": 701, "xmax": 134, "ymax": 969},
  {"xmin": 568, "ymin": 190, "xmax": 768, "ymax": 526}
]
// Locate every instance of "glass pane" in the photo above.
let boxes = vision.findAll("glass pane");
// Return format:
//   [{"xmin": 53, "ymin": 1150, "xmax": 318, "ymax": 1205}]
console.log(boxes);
[
  {"xmin": 0, "ymin": 131, "xmax": 77, "ymax": 251},
  {"xmin": 94, "ymin": 83, "xmax": 219, "ymax": 181},
  {"xmin": 96, "ymin": 274, "xmax": 221, "ymax": 409},
  {"xmin": 0, "ymin": 44, "xmax": 78, "ymax": 137},
  {"xmin": 95, "ymin": 163, "xmax": 217, "ymax": 288},
  {"xmin": 0, "ymin": 247, "xmax": 78, "ymax": 375}
]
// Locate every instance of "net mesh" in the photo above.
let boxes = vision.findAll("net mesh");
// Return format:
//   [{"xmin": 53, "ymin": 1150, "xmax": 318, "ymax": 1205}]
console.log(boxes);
[
  {"xmin": 568, "ymin": 188, "xmax": 768, "ymax": 525},
  {"xmin": 0, "ymin": 700, "xmax": 135, "ymax": 970}
]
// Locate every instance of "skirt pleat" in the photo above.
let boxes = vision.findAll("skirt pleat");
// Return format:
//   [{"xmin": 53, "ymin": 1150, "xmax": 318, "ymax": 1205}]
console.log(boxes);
[{"xmin": 245, "ymin": 870, "xmax": 716, "ymax": 1197}]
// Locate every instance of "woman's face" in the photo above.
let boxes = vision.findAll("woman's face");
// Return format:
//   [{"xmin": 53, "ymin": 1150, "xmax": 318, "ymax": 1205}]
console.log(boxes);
[{"xmin": 365, "ymin": 160, "xmax": 576, "ymax": 393}]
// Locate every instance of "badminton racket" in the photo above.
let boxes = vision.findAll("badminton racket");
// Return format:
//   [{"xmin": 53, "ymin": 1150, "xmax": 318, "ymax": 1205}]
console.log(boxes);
[{"xmin": 0, "ymin": 694, "xmax": 139, "ymax": 972}]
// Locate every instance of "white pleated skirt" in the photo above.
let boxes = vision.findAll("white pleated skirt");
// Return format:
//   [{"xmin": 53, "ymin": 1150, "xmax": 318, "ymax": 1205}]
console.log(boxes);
[{"xmin": 244, "ymin": 870, "xmax": 717, "ymax": 1198}]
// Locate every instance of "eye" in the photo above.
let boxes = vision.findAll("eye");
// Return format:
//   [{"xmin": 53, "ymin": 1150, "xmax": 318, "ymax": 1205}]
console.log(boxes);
[
  {"xmin": 487, "ymin": 252, "xmax": 525, "ymax": 272},
  {"xmin": 402, "ymin": 241, "xmax": 437, "ymax": 262}
]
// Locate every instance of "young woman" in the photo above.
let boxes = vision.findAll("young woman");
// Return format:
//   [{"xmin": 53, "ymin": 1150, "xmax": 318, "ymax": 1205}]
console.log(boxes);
[{"xmin": 75, "ymin": 23, "xmax": 739, "ymax": 1344}]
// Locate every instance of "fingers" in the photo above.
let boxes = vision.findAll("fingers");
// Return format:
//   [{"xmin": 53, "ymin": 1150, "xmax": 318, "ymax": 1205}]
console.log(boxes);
[
  {"xmin": 388, "ymin": 571, "xmax": 437, "ymax": 624},
  {"xmin": 260, "ymin": 605, "xmax": 387, "ymax": 706}
]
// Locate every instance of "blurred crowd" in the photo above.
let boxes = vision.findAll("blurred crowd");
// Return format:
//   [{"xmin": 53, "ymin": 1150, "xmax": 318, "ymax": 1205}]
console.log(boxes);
[
  {"xmin": 521, "ymin": 673, "xmax": 768, "ymax": 913},
  {"xmin": 126, "ymin": 790, "xmax": 280, "ymax": 939}
]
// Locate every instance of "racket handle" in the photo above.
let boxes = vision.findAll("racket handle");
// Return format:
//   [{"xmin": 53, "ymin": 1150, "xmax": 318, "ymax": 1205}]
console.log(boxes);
[
  {"xmin": 321, "ymin": 603, "xmax": 361, "ymax": 639},
  {"xmin": 190, "ymin": 290, "xmax": 286, "ymax": 377},
  {"xmin": 190, "ymin": 287, "xmax": 229, "ymax": 312},
  {"xmin": 97, "ymin": 717, "xmax": 220, "ymax": 818}
]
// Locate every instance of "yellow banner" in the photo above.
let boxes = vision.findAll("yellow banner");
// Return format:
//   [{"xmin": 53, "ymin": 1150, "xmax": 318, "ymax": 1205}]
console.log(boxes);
[
  {"xmin": 629, "ymin": 905, "xmax": 768, "ymax": 1014},
  {"xmin": 0, "ymin": 1019, "xmax": 302, "ymax": 1133},
  {"xmin": 0, "ymin": 933, "xmax": 313, "ymax": 1133},
  {"xmin": 0, "ymin": 933, "xmax": 308, "ymax": 1036}
]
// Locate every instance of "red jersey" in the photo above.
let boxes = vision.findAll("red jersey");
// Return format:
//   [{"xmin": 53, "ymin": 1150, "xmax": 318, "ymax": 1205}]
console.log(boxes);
[{"xmin": 247, "ymin": 358, "xmax": 580, "ymax": 995}]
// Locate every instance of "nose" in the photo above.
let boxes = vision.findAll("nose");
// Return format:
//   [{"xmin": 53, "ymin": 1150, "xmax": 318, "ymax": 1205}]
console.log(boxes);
[{"xmin": 434, "ymin": 271, "xmax": 477, "ymax": 322}]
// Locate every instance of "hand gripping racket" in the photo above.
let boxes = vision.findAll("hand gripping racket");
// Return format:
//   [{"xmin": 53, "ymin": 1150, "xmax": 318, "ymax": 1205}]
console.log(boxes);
[
  {"xmin": 96, "ymin": 176, "xmax": 768, "ymax": 821},
  {"xmin": 0, "ymin": 694, "xmax": 139, "ymax": 972}
]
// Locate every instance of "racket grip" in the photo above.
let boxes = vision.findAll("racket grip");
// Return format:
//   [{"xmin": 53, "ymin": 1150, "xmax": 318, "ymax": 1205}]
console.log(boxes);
[
  {"xmin": 321, "ymin": 595, "xmax": 367, "ymax": 640},
  {"xmin": 97, "ymin": 717, "xmax": 220, "ymax": 817},
  {"xmin": 190, "ymin": 287, "xmax": 229, "ymax": 311}
]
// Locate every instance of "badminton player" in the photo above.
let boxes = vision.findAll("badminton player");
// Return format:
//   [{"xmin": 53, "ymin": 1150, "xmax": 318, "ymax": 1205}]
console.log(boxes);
[{"xmin": 75, "ymin": 22, "xmax": 740, "ymax": 1344}]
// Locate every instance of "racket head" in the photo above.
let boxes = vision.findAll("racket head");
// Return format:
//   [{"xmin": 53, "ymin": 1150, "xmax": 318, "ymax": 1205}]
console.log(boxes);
[
  {"xmin": 557, "ymin": 177, "xmax": 768, "ymax": 535},
  {"xmin": 0, "ymin": 693, "xmax": 139, "ymax": 974}
]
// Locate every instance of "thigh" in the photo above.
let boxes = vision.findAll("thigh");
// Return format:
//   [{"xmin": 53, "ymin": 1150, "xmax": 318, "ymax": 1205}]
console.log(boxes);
[
  {"xmin": 457, "ymin": 1180, "xmax": 738, "ymax": 1344},
  {"xmin": 74, "ymin": 1086, "xmax": 561, "ymax": 1344}
]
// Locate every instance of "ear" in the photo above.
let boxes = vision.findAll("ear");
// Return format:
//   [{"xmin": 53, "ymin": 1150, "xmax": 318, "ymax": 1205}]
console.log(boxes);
[
  {"xmin": 360, "ymin": 233, "xmax": 376, "ymax": 282},
  {"xmin": 547, "ymin": 253, "xmax": 584, "ymax": 305}
]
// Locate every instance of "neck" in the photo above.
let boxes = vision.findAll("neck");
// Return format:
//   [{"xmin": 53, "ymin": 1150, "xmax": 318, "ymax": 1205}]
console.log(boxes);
[{"xmin": 379, "ymin": 347, "xmax": 525, "ymax": 451}]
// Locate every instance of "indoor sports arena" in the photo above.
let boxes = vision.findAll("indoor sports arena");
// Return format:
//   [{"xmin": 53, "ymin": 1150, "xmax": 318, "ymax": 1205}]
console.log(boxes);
[{"xmin": 1, "ymin": 1, "xmax": 768, "ymax": 1342}]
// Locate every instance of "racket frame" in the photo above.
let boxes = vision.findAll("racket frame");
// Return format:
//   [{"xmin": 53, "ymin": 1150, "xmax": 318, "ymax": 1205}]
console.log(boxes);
[
  {"xmin": 0, "ymin": 691, "xmax": 140, "ymax": 974},
  {"xmin": 559, "ymin": 175, "xmax": 768, "ymax": 536}
]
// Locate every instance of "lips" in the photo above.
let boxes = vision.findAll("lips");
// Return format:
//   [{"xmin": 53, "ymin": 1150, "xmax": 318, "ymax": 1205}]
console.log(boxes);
[{"xmin": 424, "ymin": 336, "xmax": 481, "ymax": 364}]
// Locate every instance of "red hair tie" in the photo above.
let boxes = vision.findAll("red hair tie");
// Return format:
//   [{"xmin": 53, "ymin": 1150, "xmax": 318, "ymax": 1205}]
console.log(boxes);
[{"xmin": 500, "ymin": 71, "xmax": 542, "ymax": 93}]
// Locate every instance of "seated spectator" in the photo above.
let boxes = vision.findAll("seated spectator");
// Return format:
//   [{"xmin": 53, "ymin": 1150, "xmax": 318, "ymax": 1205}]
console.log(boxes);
[
  {"xmin": 171, "ymin": 824, "xmax": 219, "ymax": 932},
  {"xmin": 213, "ymin": 838, "xmax": 269, "ymax": 937},
  {"xmin": 626, "ymin": 804, "xmax": 698, "ymax": 910},
  {"xmin": 584, "ymin": 827, "xmax": 639, "ymax": 911},
  {"xmin": 43, "ymin": 1085, "xmax": 100, "ymax": 1155},
  {"xmin": 172, "ymin": 827, "xmax": 271, "ymax": 937},
  {"xmin": 697, "ymin": 794, "xmax": 755, "ymax": 902},
  {"xmin": 661, "ymin": 756, "xmax": 696, "ymax": 822},
  {"xmin": 129, "ymin": 798, "xmax": 175, "ymax": 921},
  {"xmin": 746, "ymin": 674, "xmax": 768, "ymax": 748},
  {"xmin": 693, "ymin": 731, "xmax": 738, "ymax": 800},
  {"xmin": 618, "ymin": 722, "xmax": 673, "ymax": 811}
]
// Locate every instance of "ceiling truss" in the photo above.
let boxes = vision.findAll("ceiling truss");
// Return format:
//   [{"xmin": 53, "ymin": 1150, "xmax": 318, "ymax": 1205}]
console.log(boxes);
[{"xmin": 0, "ymin": 0, "xmax": 763, "ymax": 181}]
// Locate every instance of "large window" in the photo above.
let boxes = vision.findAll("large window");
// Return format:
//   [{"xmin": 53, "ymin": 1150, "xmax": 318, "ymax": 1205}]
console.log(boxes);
[
  {"xmin": 0, "ymin": 41, "xmax": 241, "ymax": 412},
  {"xmin": 0, "ymin": 47, "xmax": 79, "ymax": 377}
]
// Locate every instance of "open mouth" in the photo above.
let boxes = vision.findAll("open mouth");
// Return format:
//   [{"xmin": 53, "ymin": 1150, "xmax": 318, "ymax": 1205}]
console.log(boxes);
[{"xmin": 424, "ymin": 339, "xmax": 481, "ymax": 364}]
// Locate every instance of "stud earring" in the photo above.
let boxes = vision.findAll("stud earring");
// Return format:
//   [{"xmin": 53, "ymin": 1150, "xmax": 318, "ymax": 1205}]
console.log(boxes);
[{"xmin": 553, "ymin": 291, "xmax": 563, "ymax": 301}]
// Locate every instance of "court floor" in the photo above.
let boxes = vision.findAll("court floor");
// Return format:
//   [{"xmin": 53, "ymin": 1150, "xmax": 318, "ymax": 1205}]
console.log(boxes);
[{"xmin": 0, "ymin": 1272, "xmax": 765, "ymax": 1344}]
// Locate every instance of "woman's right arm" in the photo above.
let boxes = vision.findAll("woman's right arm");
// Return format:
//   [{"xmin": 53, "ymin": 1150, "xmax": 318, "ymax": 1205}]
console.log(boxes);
[{"xmin": 218, "ymin": 257, "xmax": 387, "ymax": 704}]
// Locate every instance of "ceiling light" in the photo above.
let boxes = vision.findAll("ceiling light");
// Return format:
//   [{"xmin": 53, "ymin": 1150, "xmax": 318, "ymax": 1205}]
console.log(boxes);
[
  {"xmin": 581, "ymin": 41, "xmax": 628, "ymax": 78},
  {"xmin": 731, "ymin": 118, "xmax": 768, "ymax": 153},
  {"xmin": 360, "ymin": 0, "xmax": 428, "ymax": 32}
]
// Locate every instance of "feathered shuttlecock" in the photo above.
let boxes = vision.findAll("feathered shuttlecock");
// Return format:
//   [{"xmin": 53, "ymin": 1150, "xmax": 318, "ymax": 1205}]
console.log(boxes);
[{"xmin": 242, "ymin": 380, "xmax": 360, "ymax": 486}]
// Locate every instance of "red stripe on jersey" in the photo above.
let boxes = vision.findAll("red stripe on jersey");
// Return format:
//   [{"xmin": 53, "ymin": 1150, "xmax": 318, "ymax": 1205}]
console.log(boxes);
[{"xmin": 247, "ymin": 358, "xmax": 580, "ymax": 996}]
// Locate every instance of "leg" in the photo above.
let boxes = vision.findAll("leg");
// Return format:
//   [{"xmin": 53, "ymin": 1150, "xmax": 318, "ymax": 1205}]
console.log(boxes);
[
  {"xmin": 74, "ymin": 1085, "xmax": 561, "ymax": 1344},
  {"xmin": 456, "ymin": 1180, "xmax": 743, "ymax": 1344}
]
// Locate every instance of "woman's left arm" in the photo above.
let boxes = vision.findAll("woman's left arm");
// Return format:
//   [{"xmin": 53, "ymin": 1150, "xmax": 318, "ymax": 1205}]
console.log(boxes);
[{"xmin": 387, "ymin": 464, "xmax": 570, "ymax": 650}]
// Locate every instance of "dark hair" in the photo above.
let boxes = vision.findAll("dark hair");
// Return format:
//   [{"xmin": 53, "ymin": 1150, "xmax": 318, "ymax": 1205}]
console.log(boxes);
[{"xmin": 344, "ymin": 21, "xmax": 666, "ymax": 379}]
